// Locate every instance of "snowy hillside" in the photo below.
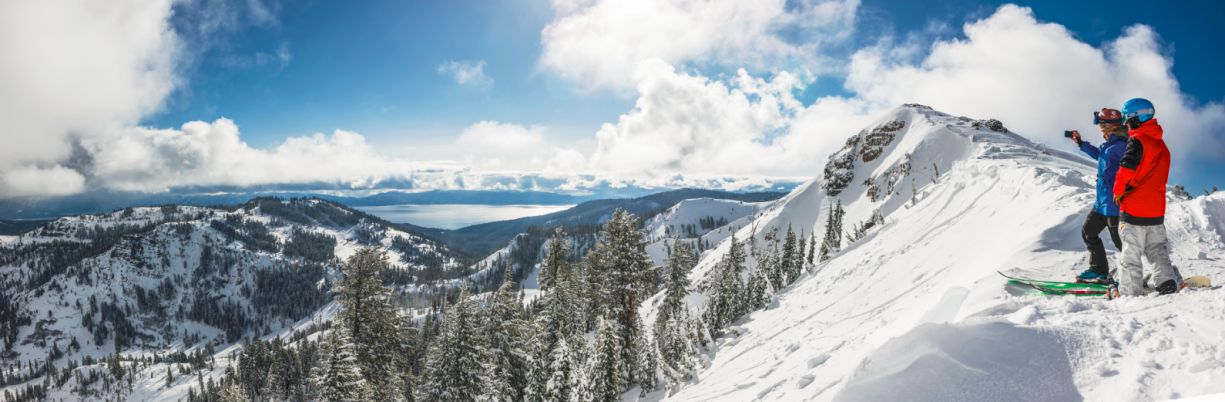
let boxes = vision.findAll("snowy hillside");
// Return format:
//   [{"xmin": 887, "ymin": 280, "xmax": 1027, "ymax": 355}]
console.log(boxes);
[
  {"xmin": 0, "ymin": 198, "xmax": 466, "ymax": 401},
  {"xmin": 658, "ymin": 104, "xmax": 1225, "ymax": 401},
  {"xmin": 642, "ymin": 198, "xmax": 768, "ymax": 267}
]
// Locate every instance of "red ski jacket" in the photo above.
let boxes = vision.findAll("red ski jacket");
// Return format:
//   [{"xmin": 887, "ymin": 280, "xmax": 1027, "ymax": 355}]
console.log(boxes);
[{"xmin": 1113, "ymin": 119, "xmax": 1170, "ymax": 224}]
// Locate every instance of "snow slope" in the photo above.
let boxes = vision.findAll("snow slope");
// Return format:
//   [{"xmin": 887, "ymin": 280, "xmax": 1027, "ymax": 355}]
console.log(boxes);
[
  {"xmin": 643, "ymin": 198, "xmax": 768, "ymax": 267},
  {"xmin": 659, "ymin": 105, "xmax": 1225, "ymax": 401}
]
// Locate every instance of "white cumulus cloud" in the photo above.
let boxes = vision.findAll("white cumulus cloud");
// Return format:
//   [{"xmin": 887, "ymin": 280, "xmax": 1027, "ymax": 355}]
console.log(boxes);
[
  {"xmin": 455, "ymin": 121, "xmax": 587, "ymax": 172},
  {"xmin": 82, "ymin": 119, "xmax": 432, "ymax": 193},
  {"xmin": 0, "ymin": 0, "xmax": 180, "ymax": 197},
  {"xmin": 540, "ymin": 0, "xmax": 859, "ymax": 91},
  {"xmin": 584, "ymin": 4, "xmax": 1225, "ymax": 181},
  {"xmin": 841, "ymin": 4, "xmax": 1225, "ymax": 173}
]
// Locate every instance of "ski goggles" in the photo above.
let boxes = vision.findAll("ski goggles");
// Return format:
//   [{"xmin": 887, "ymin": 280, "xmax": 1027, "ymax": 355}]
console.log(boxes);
[
  {"xmin": 1093, "ymin": 111, "xmax": 1123, "ymax": 125},
  {"xmin": 1124, "ymin": 108, "xmax": 1154, "ymax": 119}
]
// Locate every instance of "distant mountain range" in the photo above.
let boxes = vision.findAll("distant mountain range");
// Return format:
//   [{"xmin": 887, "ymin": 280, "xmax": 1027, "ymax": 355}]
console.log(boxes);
[
  {"xmin": 0, "ymin": 185, "xmax": 803, "ymax": 221},
  {"xmin": 0, "ymin": 190, "xmax": 595, "ymax": 221},
  {"xmin": 409, "ymin": 188, "xmax": 787, "ymax": 258}
]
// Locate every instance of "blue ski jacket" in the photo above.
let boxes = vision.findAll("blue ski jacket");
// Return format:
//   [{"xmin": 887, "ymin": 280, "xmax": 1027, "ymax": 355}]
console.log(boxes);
[{"xmin": 1078, "ymin": 134, "xmax": 1127, "ymax": 216}]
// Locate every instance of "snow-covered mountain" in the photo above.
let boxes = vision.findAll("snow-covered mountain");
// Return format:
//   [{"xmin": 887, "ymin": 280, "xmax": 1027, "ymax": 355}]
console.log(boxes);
[
  {"xmin": 641, "ymin": 198, "xmax": 768, "ymax": 267},
  {"xmin": 657, "ymin": 104, "xmax": 1225, "ymax": 401},
  {"xmin": 0, "ymin": 198, "xmax": 468, "ymax": 400}
]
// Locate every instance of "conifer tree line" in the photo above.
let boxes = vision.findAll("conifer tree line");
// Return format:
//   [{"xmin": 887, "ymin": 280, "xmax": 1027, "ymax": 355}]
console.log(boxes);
[
  {"xmin": 190, "ymin": 208, "xmax": 679, "ymax": 401},
  {"xmin": 189, "ymin": 207, "xmax": 837, "ymax": 401},
  {"xmin": 702, "ymin": 223, "xmax": 813, "ymax": 342}
]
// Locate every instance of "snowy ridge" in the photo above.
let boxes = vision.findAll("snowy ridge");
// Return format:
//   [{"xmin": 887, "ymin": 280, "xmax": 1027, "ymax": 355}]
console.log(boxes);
[
  {"xmin": 658, "ymin": 105, "xmax": 1225, "ymax": 401},
  {"xmin": 642, "ymin": 198, "xmax": 769, "ymax": 268}
]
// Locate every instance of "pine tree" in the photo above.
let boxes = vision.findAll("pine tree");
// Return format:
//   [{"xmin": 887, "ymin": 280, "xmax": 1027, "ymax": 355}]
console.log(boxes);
[
  {"xmin": 703, "ymin": 234, "xmax": 747, "ymax": 335},
  {"xmin": 538, "ymin": 228, "xmax": 568, "ymax": 291},
  {"xmin": 527, "ymin": 230, "xmax": 585, "ymax": 401},
  {"xmin": 636, "ymin": 330, "xmax": 658, "ymax": 395},
  {"xmin": 219, "ymin": 379, "xmax": 249, "ymax": 402},
  {"xmin": 543, "ymin": 337, "xmax": 576, "ymax": 402},
  {"xmin": 819, "ymin": 200, "xmax": 844, "ymax": 261},
  {"xmin": 392, "ymin": 314, "xmax": 420, "ymax": 402},
  {"xmin": 655, "ymin": 239, "xmax": 695, "ymax": 331},
  {"xmin": 765, "ymin": 236, "xmax": 784, "ymax": 291},
  {"xmin": 791, "ymin": 231, "xmax": 807, "ymax": 281},
  {"xmin": 588, "ymin": 317, "xmax": 622, "ymax": 402},
  {"xmin": 654, "ymin": 239, "xmax": 699, "ymax": 384},
  {"xmin": 745, "ymin": 262, "xmax": 771, "ymax": 312},
  {"xmin": 417, "ymin": 286, "xmax": 485, "ymax": 402},
  {"xmin": 590, "ymin": 209, "xmax": 655, "ymax": 387},
  {"xmin": 260, "ymin": 360, "xmax": 284, "ymax": 402},
  {"xmin": 335, "ymin": 248, "xmax": 403, "ymax": 399},
  {"xmin": 781, "ymin": 225, "xmax": 798, "ymax": 285},
  {"xmin": 317, "ymin": 327, "xmax": 369, "ymax": 402},
  {"xmin": 807, "ymin": 234, "xmax": 817, "ymax": 266},
  {"xmin": 481, "ymin": 280, "xmax": 530, "ymax": 402}
]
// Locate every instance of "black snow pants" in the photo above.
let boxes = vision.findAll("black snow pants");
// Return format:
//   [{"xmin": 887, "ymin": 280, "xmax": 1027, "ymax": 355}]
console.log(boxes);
[{"xmin": 1082, "ymin": 211, "xmax": 1121, "ymax": 276}]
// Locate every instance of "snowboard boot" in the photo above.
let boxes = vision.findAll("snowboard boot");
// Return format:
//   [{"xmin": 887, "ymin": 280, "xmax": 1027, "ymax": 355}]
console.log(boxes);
[
  {"xmin": 1156, "ymin": 279, "xmax": 1179, "ymax": 295},
  {"xmin": 1076, "ymin": 269, "xmax": 1110, "ymax": 285}
]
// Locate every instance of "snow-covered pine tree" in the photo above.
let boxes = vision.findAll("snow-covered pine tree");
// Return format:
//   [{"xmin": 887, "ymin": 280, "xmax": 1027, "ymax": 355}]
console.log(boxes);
[
  {"xmin": 417, "ymin": 285, "xmax": 485, "ymax": 402},
  {"xmin": 538, "ymin": 227, "xmax": 568, "ymax": 291},
  {"xmin": 764, "ymin": 235, "xmax": 784, "ymax": 291},
  {"xmin": 819, "ymin": 200, "xmax": 844, "ymax": 261},
  {"xmin": 653, "ymin": 238, "xmax": 699, "ymax": 386},
  {"xmin": 335, "ymin": 248, "xmax": 402, "ymax": 399},
  {"xmin": 219, "ymin": 379, "xmax": 249, "ymax": 402},
  {"xmin": 481, "ymin": 279, "xmax": 531, "ymax": 402},
  {"xmin": 543, "ymin": 335, "xmax": 576, "ymax": 402},
  {"xmin": 587, "ymin": 316, "xmax": 622, "ymax": 402},
  {"xmin": 703, "ymin": 234, "xmax": 748, "ymax": 335},
  {"xmin": 525, "ymin": 337, "xmax": 550, "ymax": 402},
  {"xmin": 807, "ymin": 234, "xmax": 817, "ymax": 266},
  {"xmin": 527, "ymin": 231, "xmax": 585, "ymax": 401},
  {"xmin": 317, "ymin": 326, "xmax": 369, "ymax": 402},
  {"xmin": 580, "ymin": 240, "xmax": 609, "ymax": 330},
  {"xmin": 781, "ymin": 225, "xmax": 797, "ymax": 285},
  {"xmin": 792, "ymin": 231, "xmax": 808, "ymax": 280},
  {"xmin": 655, "ymin": 239, "xmax": 695, "ymax": 333},
  {"xmin": 636, "ymin": 330, "xmax": 658, "ymax": 395},
  {"xmin": 393, "ymin": 314, "xmax": 420, "ymax": 401},
  {"xmin": 745, "ymin": 262, "xmax": 770, "ymax": 312},
  {"xmin": 592, "ymin": 209, "xmax": 655, "ymax": 387},
  {"xmin": 726, "ymin": 233, "xmax": 748, "ymax": 318},
  {"xmin": 259, "ymin": 359, "xmax": 284, "ymax": 402}
]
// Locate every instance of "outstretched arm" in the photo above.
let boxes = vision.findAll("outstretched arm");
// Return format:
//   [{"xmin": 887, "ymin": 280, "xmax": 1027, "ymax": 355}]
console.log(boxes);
[{"xmin": 1078, "ymin": 141, "xmax": 1099, "ymax": 159}]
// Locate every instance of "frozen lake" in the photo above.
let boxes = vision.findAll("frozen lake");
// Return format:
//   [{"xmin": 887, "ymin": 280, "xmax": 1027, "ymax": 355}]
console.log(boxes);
[{"xmin": 355, "ymin": 204, "xmax": 574, "ymax": 229}]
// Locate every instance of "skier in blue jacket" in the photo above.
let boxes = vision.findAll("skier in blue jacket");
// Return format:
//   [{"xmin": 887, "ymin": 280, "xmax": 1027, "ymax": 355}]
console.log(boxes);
[{"xmin": 1069, "ymin": 108, "xmax": 1128, "ymax": 284}]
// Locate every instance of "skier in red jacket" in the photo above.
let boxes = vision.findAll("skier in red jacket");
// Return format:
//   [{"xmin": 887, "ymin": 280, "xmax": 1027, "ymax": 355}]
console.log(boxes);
[{"xmin": 1112, "ymin": 98, "xmax": 1179, "ymax": 296}]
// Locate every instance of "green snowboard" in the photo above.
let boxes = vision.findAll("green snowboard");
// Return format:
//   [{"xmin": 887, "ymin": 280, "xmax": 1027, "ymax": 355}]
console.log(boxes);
[{"xmin": 998, "ymin": 271, "xmax": 1109, "ymax": 296}]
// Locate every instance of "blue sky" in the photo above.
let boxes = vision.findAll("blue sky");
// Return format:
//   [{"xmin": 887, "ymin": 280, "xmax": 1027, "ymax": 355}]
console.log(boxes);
[
  {"xmin": 150, "ymin": 0, "xmax": 1225, "ymax": 133},
  {"xmin": 1, "ymin": 0, "xmax": 1221, "ymax": 198},
  {"xmin": 138, "ymin": 0, "xmax": 1224, "ymax": 191},
  {"xmin": 150, "ymin": 0, "xmax": 626, "ymax": 149}
]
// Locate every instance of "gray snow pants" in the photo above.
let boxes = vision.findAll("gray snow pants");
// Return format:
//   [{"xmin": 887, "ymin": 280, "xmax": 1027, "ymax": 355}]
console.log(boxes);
[{"xmin": 1116, "ymin": 222, "xmax": 1178, "ymax": 296}]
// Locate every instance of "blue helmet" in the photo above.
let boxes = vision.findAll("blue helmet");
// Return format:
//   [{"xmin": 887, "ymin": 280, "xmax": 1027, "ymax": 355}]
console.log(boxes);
[{"xmin": 1122, "ymin": 98, "xmax": 1155, "ymax": 123}]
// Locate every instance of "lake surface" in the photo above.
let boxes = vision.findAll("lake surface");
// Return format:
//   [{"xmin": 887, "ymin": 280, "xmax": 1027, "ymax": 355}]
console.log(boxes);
[{"xmin": 355, "ymin": 204, "xmax": 574, "ymax": 229}]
